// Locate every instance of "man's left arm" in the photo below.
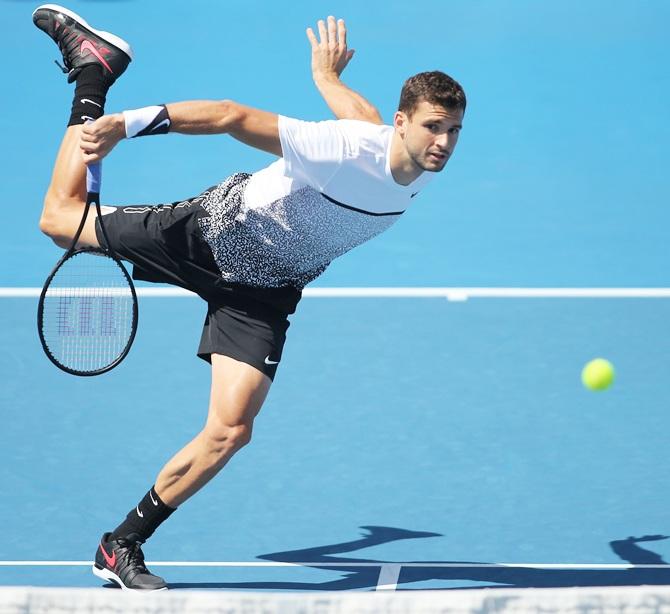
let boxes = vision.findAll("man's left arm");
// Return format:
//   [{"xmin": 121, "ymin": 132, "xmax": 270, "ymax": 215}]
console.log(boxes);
[{"xmin": 306, "ymin": 16, "xmax": 383, "ymax": 125}]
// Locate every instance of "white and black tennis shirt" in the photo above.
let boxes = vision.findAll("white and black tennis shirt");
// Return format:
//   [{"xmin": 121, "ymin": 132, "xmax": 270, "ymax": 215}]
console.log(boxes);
[{"xmin": 197, "ymin": 116, "xmax": 434, "ymax": 290}]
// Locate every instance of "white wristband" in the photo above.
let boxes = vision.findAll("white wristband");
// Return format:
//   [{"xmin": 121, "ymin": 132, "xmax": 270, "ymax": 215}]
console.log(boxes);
[{"xmin": 123, "ymin": 105, "xmax": 170, "ymax": 138}]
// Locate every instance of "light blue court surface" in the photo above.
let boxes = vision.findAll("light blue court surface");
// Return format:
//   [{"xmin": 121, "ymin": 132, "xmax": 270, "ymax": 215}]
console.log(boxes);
[
  {"xmin": 1, "ymin": 0, "xmax": 670, "ymax": 594},
  {"xmin": 2, "ymin": 296, "xmax": 670, "ymax": 590}
]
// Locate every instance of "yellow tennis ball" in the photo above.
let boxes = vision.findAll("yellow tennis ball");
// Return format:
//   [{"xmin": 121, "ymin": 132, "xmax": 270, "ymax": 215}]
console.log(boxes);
[{"xmin": 581, "ymin": 358, "xmax": 615, "ymax": 391}]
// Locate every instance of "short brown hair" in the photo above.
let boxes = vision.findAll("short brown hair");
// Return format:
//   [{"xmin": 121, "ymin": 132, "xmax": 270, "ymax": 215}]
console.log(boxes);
[{"xmin": 398, "ymin": 71, "xmax": 466, "ymax": 117}]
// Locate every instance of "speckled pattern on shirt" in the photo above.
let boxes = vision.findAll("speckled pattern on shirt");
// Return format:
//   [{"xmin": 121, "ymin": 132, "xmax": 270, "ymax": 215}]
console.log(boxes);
[{"xmin": 197, "ymin": 173, "xmax": 402, "ymax": 290}]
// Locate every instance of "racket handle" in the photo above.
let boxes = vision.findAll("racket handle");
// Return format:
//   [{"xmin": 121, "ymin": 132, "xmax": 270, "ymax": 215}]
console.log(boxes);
[
  {"xmin": 86, "ymin": 162, "xmax": 102, "ymax": 194},
  {"xmin": 83, "ymin": 119, "xmax": 103, "ymax": 194}
]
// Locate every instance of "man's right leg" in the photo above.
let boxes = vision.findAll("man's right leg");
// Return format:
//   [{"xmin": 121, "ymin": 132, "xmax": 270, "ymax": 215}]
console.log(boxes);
[
  {"xmin": 39, "ymin": 125, "xmax": 102, "ymax": 249},
  {"xmin": 33, "ymin": 5, "xmax": 132, "ymax": 248}
]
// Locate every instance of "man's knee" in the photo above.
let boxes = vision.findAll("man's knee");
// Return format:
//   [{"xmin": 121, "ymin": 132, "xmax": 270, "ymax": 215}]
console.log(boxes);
[
  {"xmin": 39, "ymin": 194, "xmax": 83, "ymax": 247},
  {"xmin": 39, "ymin": 212, "xmax": 70, "ymax": 248},
  {"xmin": 203, "ymin": 421, "xmax": 253, "ymax": 462}
]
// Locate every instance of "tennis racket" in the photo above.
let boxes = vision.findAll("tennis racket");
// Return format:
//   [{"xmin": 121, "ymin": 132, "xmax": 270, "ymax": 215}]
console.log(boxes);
[{"xmin": 37, "ymin": 162, "xmax": 138, "ymax": 376}]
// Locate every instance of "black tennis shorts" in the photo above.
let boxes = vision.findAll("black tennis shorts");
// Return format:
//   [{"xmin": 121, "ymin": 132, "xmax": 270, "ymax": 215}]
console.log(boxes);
[{"xmin": 94, "ymin": 184, "xmax": 299, "ymax": 380}]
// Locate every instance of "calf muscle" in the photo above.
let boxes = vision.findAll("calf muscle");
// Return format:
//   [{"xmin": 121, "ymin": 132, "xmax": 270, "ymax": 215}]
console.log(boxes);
[
  {"xmin": 39, "ymin": 126, "xmax": 101, "ymax": 248},
  {"xmin": 155, "ymin": 354, "xmax": 272, "ymax": 508}
]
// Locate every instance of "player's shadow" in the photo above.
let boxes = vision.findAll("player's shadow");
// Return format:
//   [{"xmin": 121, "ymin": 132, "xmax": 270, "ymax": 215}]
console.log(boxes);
[{"xmin": 168, "ymin": 529, "xmax": 670, "ymax": 591}]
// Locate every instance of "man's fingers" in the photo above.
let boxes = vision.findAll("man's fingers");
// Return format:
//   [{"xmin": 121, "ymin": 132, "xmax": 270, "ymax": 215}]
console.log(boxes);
[
  {"xmin": 81, "ymin": 125, "xmax": 95, "ymax": 139},
  {"xmin": 79, "ymin": 128, "xmax": 96, "ymax": 141},
  {"xmin": 80, "ymin": 140, "xmax": 98, "ymax": 154},
  {"xmin": 317, "ymin": 19, "xmax": 327, "ymax": 45},
  {"xmin": 306, "ymin": 27, "xmax": 318, "ymax": 47},
  {"xmin": 80, "ymin": 144, "xmax": 97, "ymax": 162},
  {"xmin": 313, "ymin": 16, "xmax": 348, "ymax": 49},
  {"xmin": 338, "ymin": 18, "xmax": 347, "ymax": 48},
  {"xmin": 327, "ymin": 15, "xmax": 337, "ymax": 47}
]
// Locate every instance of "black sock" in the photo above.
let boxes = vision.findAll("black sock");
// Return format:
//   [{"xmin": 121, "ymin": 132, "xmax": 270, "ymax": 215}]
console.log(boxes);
[
  {"xmin": 67, "ymin": 65, "xmax": 109, "ymax": 127},
  {"xmin": 109, "ymin": 486, "xmax": 176, "ymax": 543}
]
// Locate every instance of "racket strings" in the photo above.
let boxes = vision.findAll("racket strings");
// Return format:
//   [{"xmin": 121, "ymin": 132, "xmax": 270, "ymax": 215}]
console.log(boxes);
[{"xmin": 40, "ymin": 251, "xmax": 135, "ymax": 373}]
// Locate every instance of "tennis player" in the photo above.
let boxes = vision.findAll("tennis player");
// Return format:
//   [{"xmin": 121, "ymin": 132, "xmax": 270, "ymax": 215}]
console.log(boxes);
[{"xmin": 34, "ymin": 5, "xmax": 465, "ymax": 591}]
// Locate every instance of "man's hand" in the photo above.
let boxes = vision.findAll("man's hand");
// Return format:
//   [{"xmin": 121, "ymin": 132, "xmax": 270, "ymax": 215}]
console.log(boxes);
[
  {"xmin": 305, "ymin": 16, "xmax": 382, "ymax": 124},
  {"xmin": 306, "ymin": 16, "xmax": 355, "ymax": 83},
  {"xmin": 80, "ymin": 114, "xmax": 126, "ymax": 164}
]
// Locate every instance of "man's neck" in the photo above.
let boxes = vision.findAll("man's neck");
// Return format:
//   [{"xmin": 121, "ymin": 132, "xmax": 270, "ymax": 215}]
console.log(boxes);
[{"xmin": 389, "ymin": 132, "xmax": 423, "ymax": 186}]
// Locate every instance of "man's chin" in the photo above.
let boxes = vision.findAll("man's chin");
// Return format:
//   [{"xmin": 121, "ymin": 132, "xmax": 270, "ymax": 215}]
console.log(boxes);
[{"xmin": 420, "ymin": 160, "xmax": 448, "ymax": 173}]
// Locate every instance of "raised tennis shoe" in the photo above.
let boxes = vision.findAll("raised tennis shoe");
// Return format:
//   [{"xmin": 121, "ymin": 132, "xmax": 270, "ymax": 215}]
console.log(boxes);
[
  {"xmin": 32, "ymin": 4, "xmax": 133, "ymax": 84},
  {"xmin": 93, "ymin": 532, "xmax": 167, "ymax": 591}
]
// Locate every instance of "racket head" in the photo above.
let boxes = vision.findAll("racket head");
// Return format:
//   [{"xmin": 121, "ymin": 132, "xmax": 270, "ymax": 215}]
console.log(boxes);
[{"xmin": 37, "ymin": 247, "xmax": 138, "ymax": 376}]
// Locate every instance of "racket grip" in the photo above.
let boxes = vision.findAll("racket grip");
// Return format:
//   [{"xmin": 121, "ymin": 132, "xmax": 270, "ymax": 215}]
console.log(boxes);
[{"xmin": 86, "ymin": 162, "xmax": 102, "ymax": 194}]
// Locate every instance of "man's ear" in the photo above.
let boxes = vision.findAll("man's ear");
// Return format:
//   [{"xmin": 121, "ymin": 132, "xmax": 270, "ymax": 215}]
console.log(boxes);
[{"xmin": 393, "ymin": 111, "xmax": 408, "ymax": 137}]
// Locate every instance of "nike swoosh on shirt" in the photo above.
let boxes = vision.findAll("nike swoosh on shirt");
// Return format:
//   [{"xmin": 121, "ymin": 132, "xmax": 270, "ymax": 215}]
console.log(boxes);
[
  {"xmin": 99, "ymin": 542, "xmax": 116, "ymax": 568},
  {"xmin": 80, "ymin": 40, "xmax": 113, "ymax": 74},
  {"xmin": 264, "ymin": 356, "xmax": 279, "ymax": 365}
]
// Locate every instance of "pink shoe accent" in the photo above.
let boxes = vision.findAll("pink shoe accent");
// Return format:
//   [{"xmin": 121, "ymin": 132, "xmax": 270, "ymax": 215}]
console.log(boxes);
[{"xmin": 80, "ymin": 39, "xmax": 113, "ymax": 73}]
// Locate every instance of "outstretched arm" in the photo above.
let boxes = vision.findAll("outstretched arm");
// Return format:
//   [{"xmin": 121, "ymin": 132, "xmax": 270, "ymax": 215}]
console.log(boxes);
[
  {"xmin": 80, "ymin": 100, "xmax": 281, "ymax": 164},
  {"xmin": 306, "ymin": 16, "xmax": 383, "ymax": 124}
]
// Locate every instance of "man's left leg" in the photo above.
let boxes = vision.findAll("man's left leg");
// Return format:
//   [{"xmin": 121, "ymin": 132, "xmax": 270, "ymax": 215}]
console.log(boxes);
[
  {"xmin": 155, "ymin": 354, "xmax": 272, "ymax": 507},
  {"xmin": 93, "ymin": 354, "xmax": 273, "ymax": 591}
]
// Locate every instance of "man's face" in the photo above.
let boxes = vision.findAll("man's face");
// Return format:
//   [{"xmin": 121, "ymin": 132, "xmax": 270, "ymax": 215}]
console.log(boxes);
[{"xmin": 395, "ymin": 101, "xmax": 464, "ymax": 173}]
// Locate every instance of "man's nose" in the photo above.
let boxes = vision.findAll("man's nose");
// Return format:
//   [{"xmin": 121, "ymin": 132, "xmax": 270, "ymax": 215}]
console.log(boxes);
[{"xmin": 435, "ymin": 133, "xmax": 450, "ymax": 151}]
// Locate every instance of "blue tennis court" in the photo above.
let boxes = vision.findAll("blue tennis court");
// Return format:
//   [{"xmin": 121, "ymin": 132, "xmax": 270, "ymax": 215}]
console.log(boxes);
[
  {"xmin": 2, "ymin": 294, "xmax": 670, "ymax": 592},
  {"xmin": 1, "ymin": 0, "xmax": 669, "ymax": 607}
]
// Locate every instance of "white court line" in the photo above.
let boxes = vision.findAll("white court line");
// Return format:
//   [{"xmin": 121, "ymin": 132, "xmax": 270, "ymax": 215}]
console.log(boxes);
[
  {"xmin": 376, "ymin": 564, "xmax": 402, "ymax": 591},
  {"xmin": 1, "ymin": 561, "xmax": 669, "ymax": 569},
  {"xmin": 1, "ymin": 287, "xmax": 670, "ymax": 299}
]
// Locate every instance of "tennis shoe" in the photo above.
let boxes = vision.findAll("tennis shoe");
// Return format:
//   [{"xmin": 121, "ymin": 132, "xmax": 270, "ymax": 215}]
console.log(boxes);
[
  {"xmin": 93, "ymin": 532, "xmax": 167, "ymax": 591},
  {"xmin": 32, "ymin": 4, "xmax": 133, "ymax": 84}
]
